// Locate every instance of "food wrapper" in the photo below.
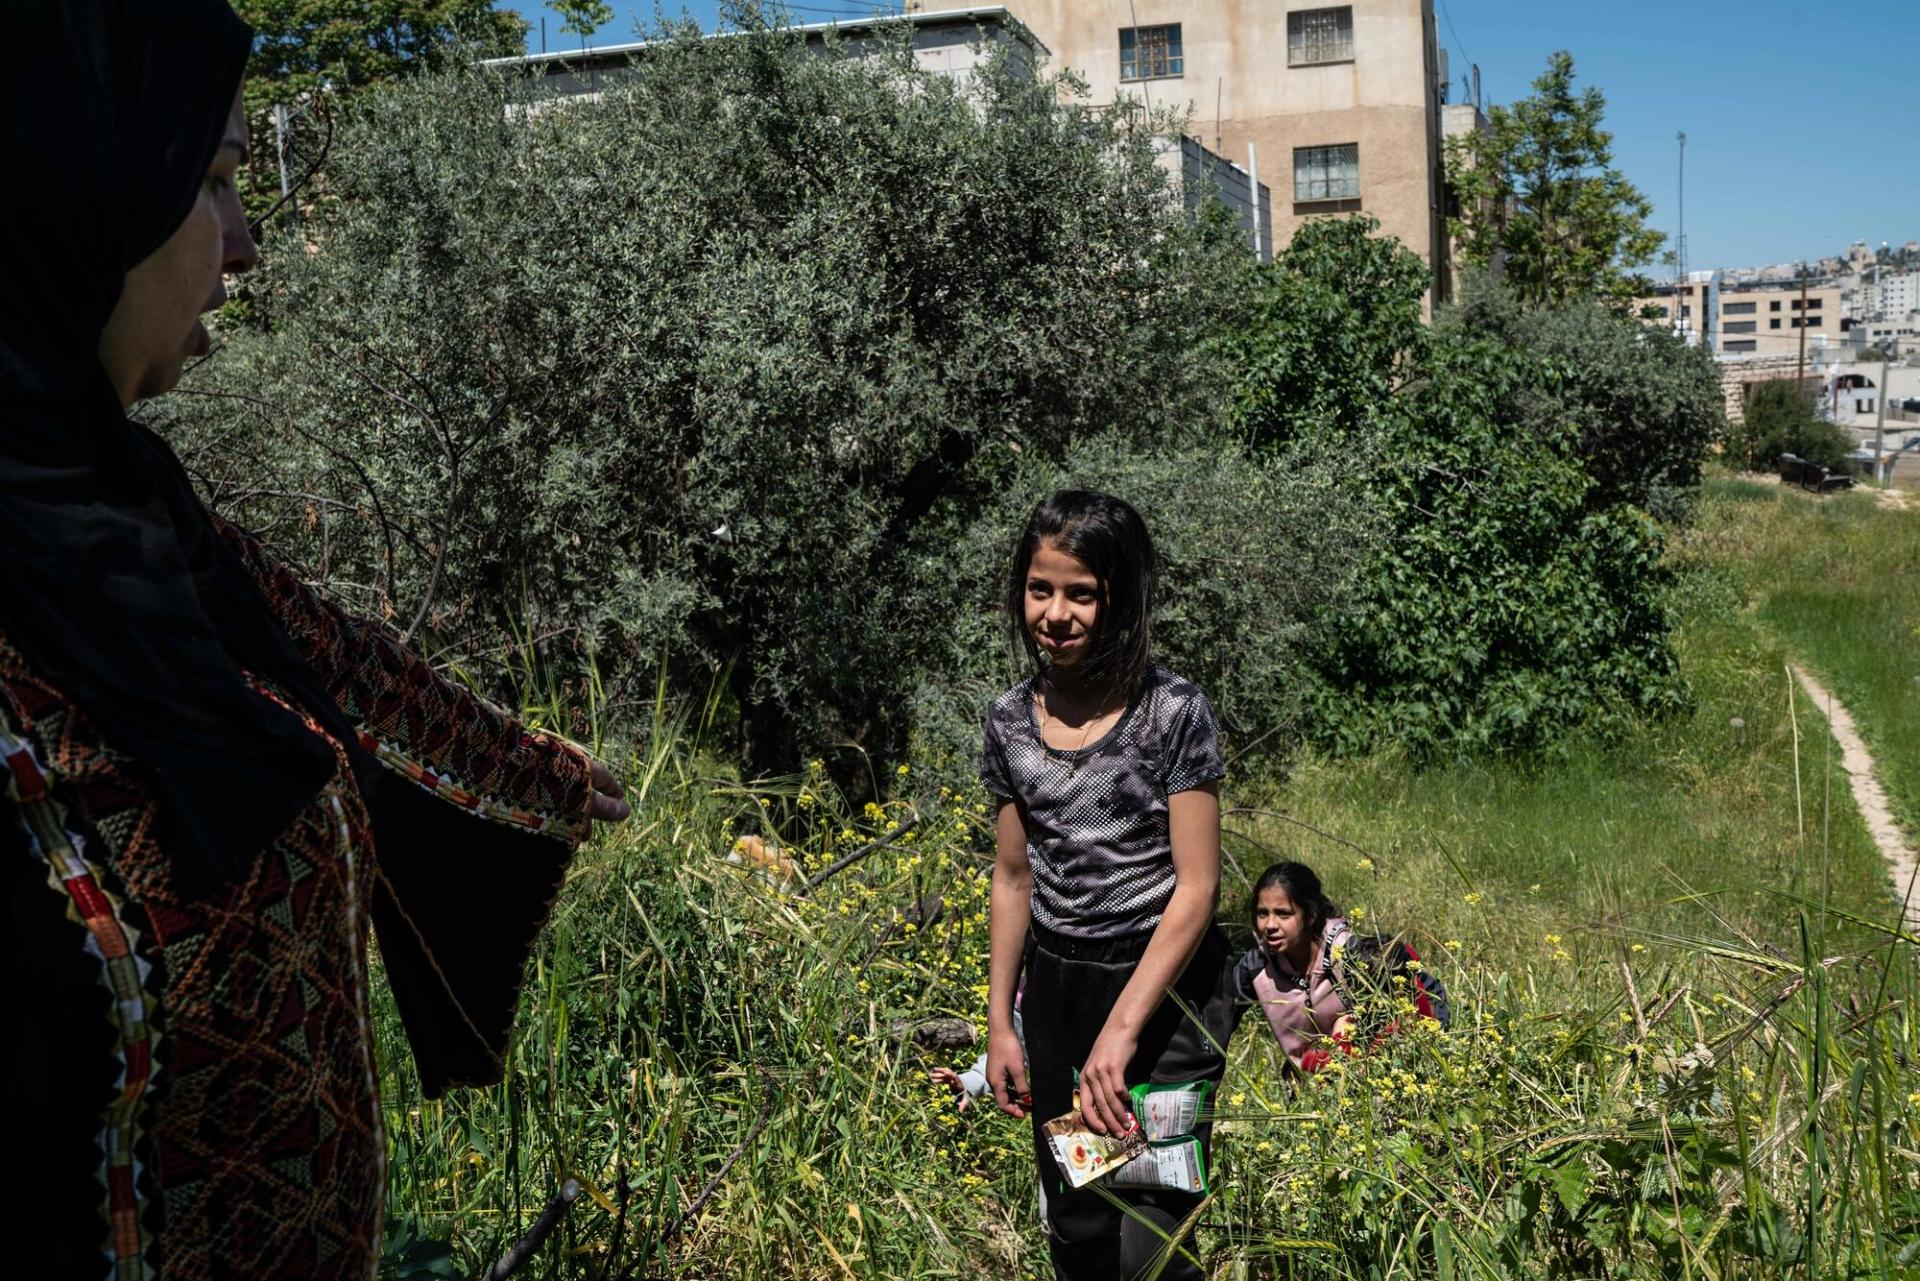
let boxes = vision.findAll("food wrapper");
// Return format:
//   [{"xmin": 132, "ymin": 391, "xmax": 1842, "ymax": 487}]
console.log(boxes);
[
  {"xmin": 1108, "ymin": 1135, "xmax": 1208, "ymax": 1193},
  {"xmin": 1043, "ymin": 1094, "xmax": 1148, "ymax": 1189},
  {"xmin": 1130, "ymin": 1080, "xmax": 1210, "ymax": 1141}
]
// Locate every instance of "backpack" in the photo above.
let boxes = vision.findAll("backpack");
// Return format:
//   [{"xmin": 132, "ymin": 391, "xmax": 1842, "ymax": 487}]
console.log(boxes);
[{"xmin": 1326, "ymin": 930, "xmax": 1452, "ymax": 1032}]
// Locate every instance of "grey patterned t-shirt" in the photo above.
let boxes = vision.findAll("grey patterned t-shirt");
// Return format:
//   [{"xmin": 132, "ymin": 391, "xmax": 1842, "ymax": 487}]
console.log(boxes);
[{"xmin": 980, "ymin": 665, "xmax": 1226, "ymax": 939}]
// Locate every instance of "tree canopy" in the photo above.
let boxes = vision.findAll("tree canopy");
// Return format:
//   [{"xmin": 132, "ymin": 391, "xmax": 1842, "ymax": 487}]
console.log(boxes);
[{"xmin": 1446, "ymin": 52, "xmax": 1666, "ymax": 307}]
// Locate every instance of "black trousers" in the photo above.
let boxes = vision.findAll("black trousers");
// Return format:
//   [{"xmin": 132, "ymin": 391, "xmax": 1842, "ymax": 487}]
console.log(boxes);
[{"xmin": 1023, "ymin": 920, "xmax": 1236, "ymax": 1281}]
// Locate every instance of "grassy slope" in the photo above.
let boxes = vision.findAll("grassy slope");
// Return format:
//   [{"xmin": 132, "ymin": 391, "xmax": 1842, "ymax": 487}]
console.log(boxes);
[
  {"xmin": 1677, "ymin": 477, "xmax": 1919, "ymax": 845},
  {"xmin": 375, "ymin": 481, "xmax": 1919, "ymax": 1280}
]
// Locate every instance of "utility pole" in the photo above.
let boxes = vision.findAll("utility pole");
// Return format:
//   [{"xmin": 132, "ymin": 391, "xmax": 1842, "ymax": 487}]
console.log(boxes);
[
  {"xmin": 273, "ymin": 102, "xmax": 298, "ymax": 232},
  {"xmin": 1674, "ymin": 132, "xmax": 1687, "ymax": 339},
  {"xmin": 1248, "ymin": 142, "xmax": 1262, "ymax": 261},
  {"xmin": 1873, "ymin": 339, "xmax": 1892, "ymax": 485}
]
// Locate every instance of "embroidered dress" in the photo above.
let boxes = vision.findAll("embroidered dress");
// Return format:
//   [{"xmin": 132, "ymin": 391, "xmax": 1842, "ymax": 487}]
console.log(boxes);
[{"xmin": 3, "ymin": 520, "xmax": 594, "ymax": 1281}]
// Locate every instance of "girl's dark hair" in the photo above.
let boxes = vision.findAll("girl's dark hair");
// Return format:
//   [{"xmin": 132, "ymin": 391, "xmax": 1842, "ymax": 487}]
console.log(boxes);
[
  {"xmin": 1004, "ymin": 490, "xmax": 1159, "ymax": 696},
  {"xmin": 1253, "ymin": 862, "xmax": 1340, "ymax": 940}
]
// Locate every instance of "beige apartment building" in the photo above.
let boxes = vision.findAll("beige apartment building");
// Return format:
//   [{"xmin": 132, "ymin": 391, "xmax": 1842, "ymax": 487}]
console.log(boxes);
[
  {"xmin": 945, "ymin": 0, "xmax": 1455, "ymax": 296},
  {"xmin": 1639, "ymin": 278, "xmax": 1845, "ymax": 357},
  {"xmin": 1716, "ymin": 283, "xmax": 1844, "ymax": 356}
]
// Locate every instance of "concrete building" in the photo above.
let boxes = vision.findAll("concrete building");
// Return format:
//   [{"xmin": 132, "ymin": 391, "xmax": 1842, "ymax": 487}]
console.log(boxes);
[
  {"xmin": 486, "ymin": 6, "xmax": 1046, "ymax": 97},
  {"xmin": 1637, "ymin": 275, "xmax": 1844, "ymax": 357},
  {"xmin": 1714, "ymin": 282, "xmax": 1844, "ymax": 356},
  {"xmin": 971, "ymin": 0, "xmax": 1457, "ymax": 297},
  {"xmin": 484, "ymin": 8, "xmax": 1271, "ymax": 257},
  {"xmin": 1857, "ymin": 269, "xmax": 1919, "ymax": 321}
]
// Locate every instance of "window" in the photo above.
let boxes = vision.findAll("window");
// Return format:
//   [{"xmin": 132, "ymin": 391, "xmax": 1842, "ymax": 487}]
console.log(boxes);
[
  {"xmin": 1120, "ymin": 24, "xmax": 1183, "ymax": 80},
  {"xmin": 1294, "ymin": 143, "xmax": 1360, "ymax": 202},
  {"xmin": 1770, "ymin": 300, "xmax": 1782, "ymax": 311},
  {"xmin": 1858, "ymin": 399, "xmax": 1873, "ymax": 413},
  {"xmin": 1723, "ymin": 339, "xmax": 1757, "ymax": 352},
  {"xmin": 1724, "ymin": 301, "xmax": 1757, "ymax": 315},
  {"xmin": 1769, "ymin": 319, "xmax": 1782, "ymax": 329},
  {"xmin": 1724, "ymin": 321, "xmax": 1757, "ymax": 334},
  {"xmin": 1288, "ymin": 7, "xmax": 1354, "ymax": 65}
]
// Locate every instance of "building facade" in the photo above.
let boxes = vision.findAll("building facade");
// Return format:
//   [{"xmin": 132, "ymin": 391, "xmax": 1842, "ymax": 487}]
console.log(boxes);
[
  {"xmin": 1638, "ymin": 275, "xmax": 1844, "ymax": 357},
  {"xmin": 1857, "ymin": 269, "xmax": 1919, "ymax": 321},
  {"xmin": 967, "ymin": 0, "xmax": 1454, "ymax": 297}
]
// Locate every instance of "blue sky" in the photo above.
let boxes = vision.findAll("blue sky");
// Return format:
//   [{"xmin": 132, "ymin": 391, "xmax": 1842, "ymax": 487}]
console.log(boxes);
[{"xmin": 509, "ymin": 1, "xmax": 1920, "ymax": 272}]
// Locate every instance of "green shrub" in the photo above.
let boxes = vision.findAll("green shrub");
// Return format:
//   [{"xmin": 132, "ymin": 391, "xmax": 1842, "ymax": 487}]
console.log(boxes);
[
  {"xmin": 1727, "ymin": 379, "xmax": 1856, "ymax": 473},
  {"xmin": 1444, "ymin": 273, "xmax": 1726, "ymax": 522},
  {"xmin": 160, "ymin": 19, "xmax": 1255, "ymax": 776},
  {"xmin": 1225, "ymin": 219, "xmax": 1689, "ymax": 757}
]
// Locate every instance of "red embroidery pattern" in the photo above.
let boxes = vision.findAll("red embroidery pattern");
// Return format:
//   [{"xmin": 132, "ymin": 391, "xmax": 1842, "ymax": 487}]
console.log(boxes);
[
  {"xmin": 4, "ymin": 730, "xmax": 158, "ymax": 1280},
  {"xmin": 1, "ymin": 522, "xmax": 590, "ymax": 1277},
  {"xmin": 217, "ymin": 519, "xmax": 592, "ymax": 844}
]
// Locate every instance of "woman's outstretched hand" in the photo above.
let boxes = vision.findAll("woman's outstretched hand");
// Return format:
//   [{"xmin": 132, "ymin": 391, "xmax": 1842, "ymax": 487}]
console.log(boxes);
[
  {"xmin": 1077, "ymin": 1026, "xmax": 1138, "ymax": 1136},
  {"xmin": 586, "ymin": 759, "xmax": 630, "ymax": 824}
]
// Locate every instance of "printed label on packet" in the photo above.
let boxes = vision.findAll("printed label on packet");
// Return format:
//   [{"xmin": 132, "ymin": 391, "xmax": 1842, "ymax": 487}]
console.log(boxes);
[
  {"xmin": 1129, "ymin": 1080, "xmax": 1210, "ymax": 1141},
  {"xmin": 1107, "ymin": 1136, "xmax": 1208, "ymax": 1193},
  {"xmin": 1043, "ymin": 1094, "xmax": 1148, "ymax": 1189}
]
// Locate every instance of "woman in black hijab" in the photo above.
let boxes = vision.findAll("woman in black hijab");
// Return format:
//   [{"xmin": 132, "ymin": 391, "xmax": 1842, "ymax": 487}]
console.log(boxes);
[{"xmin": 2, "ymin": 4, "xmax": 627, "ymax": 1275}]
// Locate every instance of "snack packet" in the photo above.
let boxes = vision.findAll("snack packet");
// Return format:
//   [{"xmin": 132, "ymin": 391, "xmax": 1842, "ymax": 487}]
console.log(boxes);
[
  {"xmin": 1043, "ymin": 1093, "xmax": 1147, "ymax": 1189},
  {"xmin": 1107, "ymin": 1135, "xmax": 1208, "ymax": 1193},
  {"xmin": 1130, "ymin": 1080, "xmax": 1211, "ymax": 1141}
]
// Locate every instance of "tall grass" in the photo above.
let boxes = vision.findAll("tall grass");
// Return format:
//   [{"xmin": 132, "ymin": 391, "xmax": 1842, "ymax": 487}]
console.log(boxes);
[
  {"xmin": 374, "ymin": 483, "xmax": 1920, "ymax": 1278},
  {"xmin": 1677, "ymin": 476, "xmax": 1920, "ymax": 837}
]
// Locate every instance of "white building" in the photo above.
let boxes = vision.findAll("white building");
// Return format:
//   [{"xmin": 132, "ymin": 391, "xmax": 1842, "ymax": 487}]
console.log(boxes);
[{"xmin": 1858, "ymin": 269, "xmax": 1919, "ymax": 321}]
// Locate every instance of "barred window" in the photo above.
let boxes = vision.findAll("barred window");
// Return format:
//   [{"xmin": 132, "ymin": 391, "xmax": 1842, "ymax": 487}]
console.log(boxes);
[
  {"xmin": 1294, "ymin": 143, "xmax": 1360, "ymax": 202},
  {"xmin": 1724, "ymin": 321, "xmax": 1757, "ymax": 334},
  {"xmin": 1723, "ymin": 301, "xmax": 1756, "ymax": 315},
  {"xmin": 1288, "ymin": 7, "xmax": 1354, "ymax": 66},
  {"xmin": 1120, "ymin": 24, "xmax": 1183, "ymax": 81}
]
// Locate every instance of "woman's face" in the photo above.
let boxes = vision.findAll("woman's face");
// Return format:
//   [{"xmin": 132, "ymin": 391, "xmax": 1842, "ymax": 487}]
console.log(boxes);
[
  {"xmin": 1255, "ymin": 885, "xmax": 1312, "ymax": 957},
  {"xmin": 97, "ymin": 89, "xmax": 256, "ymax": 408},
  {"xmin": 1023, "ymin": 539, "xmax": 1102, "ymax": 671}
]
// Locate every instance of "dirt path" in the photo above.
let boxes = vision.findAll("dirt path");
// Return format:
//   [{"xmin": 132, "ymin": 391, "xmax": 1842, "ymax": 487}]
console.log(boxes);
[{"xmin": 1790, "ymin": 665, "xmax": 1920, "ymax": 932}]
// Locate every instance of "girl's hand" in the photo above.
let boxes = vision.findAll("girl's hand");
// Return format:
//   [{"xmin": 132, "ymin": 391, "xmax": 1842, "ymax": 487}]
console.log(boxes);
[
  {"xmin": 1331, "ymin": 1014, "xmax": 1356, "ymax": 1042},
  {"xmin": 929, "ymin": 1066, "xmax": 972, "ymax": 1112},
  {"xmin": 1077, "ymin": 1027, "xmax": 1138, "ymax": 1136},
  {"xmin": 986, "ymin": 1026, "xmax": 1030, "ymax": 1118}
]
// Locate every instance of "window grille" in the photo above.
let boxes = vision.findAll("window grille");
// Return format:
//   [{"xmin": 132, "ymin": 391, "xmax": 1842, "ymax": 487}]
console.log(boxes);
[
  {"xmin": 1289, "ymin": 8, "xmax": 1354, "ymax": 65},
  {"xmin": 1120, "ymin": 24, "xmax": 1183, "ymax": 80},
  {"xmin": 1293, "ymin": 143, "xmax": 1360, "ymax": 201}
]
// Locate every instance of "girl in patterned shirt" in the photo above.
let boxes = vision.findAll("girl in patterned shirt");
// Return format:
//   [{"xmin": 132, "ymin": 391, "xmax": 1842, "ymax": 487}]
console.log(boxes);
[{"xmin": 979, "ymin": 490, "xmax": 1237, "ymax": 1281}]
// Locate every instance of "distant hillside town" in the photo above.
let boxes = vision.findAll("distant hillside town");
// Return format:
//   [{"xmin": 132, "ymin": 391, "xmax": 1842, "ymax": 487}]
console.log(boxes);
[{"xmin": 1636, "ymin": 238, "xmax": 1919, "ymax": 480}]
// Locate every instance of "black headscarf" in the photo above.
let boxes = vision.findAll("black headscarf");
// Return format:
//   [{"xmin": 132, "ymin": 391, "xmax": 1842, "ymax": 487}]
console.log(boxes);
[{"xmin": 1, "ymin": 0, "xmax": 363, "ymax": 895}]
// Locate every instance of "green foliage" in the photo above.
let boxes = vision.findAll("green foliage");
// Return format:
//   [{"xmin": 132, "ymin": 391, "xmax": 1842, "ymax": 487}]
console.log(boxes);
[
  {"xmin": 166, "ymin": 20, "xmax": 1259, "ymax": 776},
  {"xmin": 1728, "ymin": 380, "xmax": 1856, "ymax": 472},
  {"xmin": 1228, "ymin": 220, "xmax": 1690, "ymax": 758},
  {"xmin": 1444, "ymin": 272, "xmax": 1727, "ymax": 522},
  {"xmin": 1307, "ymin": 336, "xmax": 1685, "ymax": 757},
  {"xmin": 1219, "ymin": 215, "xmax": 1429, "ymax": 449},
  {"xmin": 1446, "ymin": 52, "xmax": 1667, "ymax": 307},
  {"xmin": 231, "ymin": 1, "xmax": 529, "ymax": 241},
  {"xmin": 546, "ymin": 0, "xmax": 613, "ymax": 42},
  {"xmin": 238, "ymin": 0, "xmax": 528, "ymax": 102}
]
